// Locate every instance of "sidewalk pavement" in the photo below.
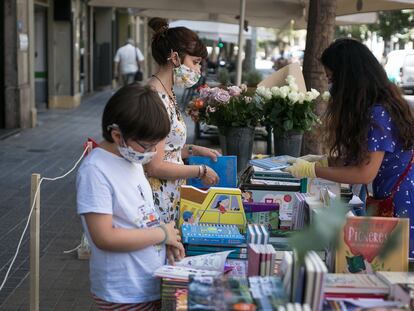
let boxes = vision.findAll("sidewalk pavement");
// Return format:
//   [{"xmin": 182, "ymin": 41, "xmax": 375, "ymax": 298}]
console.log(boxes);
[
  {"xmin": 0, "ymin": 91, "xmax": 111, "ymax": 310},
  {"xmin": 0, "ymin": 86, "xmax": 268, "ymax": 311}
]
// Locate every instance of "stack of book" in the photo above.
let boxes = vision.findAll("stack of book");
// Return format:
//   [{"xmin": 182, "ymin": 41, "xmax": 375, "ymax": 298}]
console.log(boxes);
[
  {"xmin": 247, "ymin": 223, "xmax": 270, "ymax": 244},
  {"xmin": 181, "ymin": 223, "xmax": 247, "ymax": 278},
  {"xmin": 247, "ymin": 243, "xmax": 277, "ymax": 277},
  {"xmin": 324, "ymin": 274, "xmax": 389, "ymax": 299},
  {"xmin": 161, "ymin": 278, "xmax": 188, "ymax": 310}
]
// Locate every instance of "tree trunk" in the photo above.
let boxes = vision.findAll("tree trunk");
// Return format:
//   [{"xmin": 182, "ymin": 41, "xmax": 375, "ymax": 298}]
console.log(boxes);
[{"xmin": 302, "ymin": 0, "xmax": 337, "ymax": 155}]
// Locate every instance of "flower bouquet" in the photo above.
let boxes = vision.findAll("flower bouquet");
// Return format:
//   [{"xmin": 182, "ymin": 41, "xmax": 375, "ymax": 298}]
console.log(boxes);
[
  {"xmin": 187, "ymin": 84, "xmax": 264, "ymax": 172},
  {"xmin": 256, "ymin": 74, "xmax": 330, "ymax": 156},
  {"xmin": 186, "ymin": 84, "xmax": 263, "ymax": 129}
]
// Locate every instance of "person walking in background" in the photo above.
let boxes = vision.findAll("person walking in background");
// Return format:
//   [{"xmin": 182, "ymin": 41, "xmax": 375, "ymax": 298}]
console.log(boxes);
[
  {"xmin": 145, "ymin": 17, "xmax": 220, "ymax": 224},
  {"xmin": 77, "ymin": 84, "xmax": 184, "ymax": 310},
  {"xmin": 113, "ymin": 38, "xmax": 144, "ymax": 86},
  {"xmin": 286, "ymin": 38, "xmax": 414, "ymax": 257}
]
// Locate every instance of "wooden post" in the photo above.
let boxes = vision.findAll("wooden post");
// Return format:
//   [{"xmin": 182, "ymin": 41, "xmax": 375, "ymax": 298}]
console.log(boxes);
[{"xmin": 30, "ymin": 173, "xmax": 41, "ymax": 311}]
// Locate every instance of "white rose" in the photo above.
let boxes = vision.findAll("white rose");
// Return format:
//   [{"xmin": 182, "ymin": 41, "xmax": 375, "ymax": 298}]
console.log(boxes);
[
  {"xmin": 256, "ymin": 86, "xmax": 267, "ymax": 98},
  {"xmin": 322, "ymin": 91, "xmax": 331, "ymax": 102},
  {"xmin": 310, "ymin": 88, "xmax": 320, "ymax": 99},
  {"xmin": 264, "ymin": 89, "xmax": 273, "ymax": 100},
  {"xmin": 288, "ymin": 91, "xmax": 299, "ymax": 104},
  {"xmin": 286, "ymin": 75, "xmax": 296, "ymax": 85},
  {"xmin": 279, "ymin": 86, "xmax": 290, "ymax": 99},
  {"xmin": 297, "ymin": 93, "xmax": 306, "ymax": 104},
  {"xmin": 305, "ymin": 91, "xmax": 315, "ymax": 102},
  {"xmin": 270, "ymin": 86, "xmax": 280, "ymax": 97},
  {"xmin": 289, "ymin": 83, "xmax": 299, "ymax": 92}
]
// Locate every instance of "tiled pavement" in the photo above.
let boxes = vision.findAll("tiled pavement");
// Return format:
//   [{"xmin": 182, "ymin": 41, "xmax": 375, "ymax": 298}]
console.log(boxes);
[
  {"xmin": 0, "ymin": 91, "xmax": 110, "ymax": 310},
  {"xmin": 0, "ymin": 88, "xmax": 268, "ymax": 311}
]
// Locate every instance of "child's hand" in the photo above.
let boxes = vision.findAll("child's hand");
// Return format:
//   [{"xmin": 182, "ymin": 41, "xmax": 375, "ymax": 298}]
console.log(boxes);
[
  {"xmin": 163, "ymin": 222, "xmax": 182, "ymax": 247},
  {"xmin": 166, "ymin": 244, "xmax": 185, "ymax": 265}
]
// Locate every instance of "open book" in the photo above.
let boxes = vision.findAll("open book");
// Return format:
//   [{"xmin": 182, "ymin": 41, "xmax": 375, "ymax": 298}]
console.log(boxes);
[{"xmin": 154, "ymin": 251, "xmax": 232, "ymax": 280}]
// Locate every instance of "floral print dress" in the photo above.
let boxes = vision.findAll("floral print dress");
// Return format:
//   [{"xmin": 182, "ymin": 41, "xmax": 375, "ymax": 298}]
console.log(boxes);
[{"xmin": 148, "ymin": 92, "xmax": 187, "ymax": 223}]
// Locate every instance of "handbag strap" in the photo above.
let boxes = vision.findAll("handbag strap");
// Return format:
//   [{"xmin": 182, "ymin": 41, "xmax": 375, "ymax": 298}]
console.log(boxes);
[
  {"xmin": 135, "ymin": 47, "xmax": 141, "ymax": 71},
  {"xmin": 365, "ymin": 149, "xmax": 414, "ymax": 198},
  {"xmin": 390, "ymin": 149, "xmax": 414, "ymax": 197}
]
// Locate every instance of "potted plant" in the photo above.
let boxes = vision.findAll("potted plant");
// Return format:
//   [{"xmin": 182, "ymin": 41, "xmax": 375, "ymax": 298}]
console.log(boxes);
[
  {"xmin": 187, "ymin": 84, "xmax": 264, "ymax": 173},
  {"xmin": 256, "ymin": 75, "xmax": 330, "ymax": 156}
]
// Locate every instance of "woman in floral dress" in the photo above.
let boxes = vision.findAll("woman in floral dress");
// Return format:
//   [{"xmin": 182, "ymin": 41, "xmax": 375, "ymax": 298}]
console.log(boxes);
[{"xmin": 145, "ymin": 18, "xmax": 220, "ymax": 224}]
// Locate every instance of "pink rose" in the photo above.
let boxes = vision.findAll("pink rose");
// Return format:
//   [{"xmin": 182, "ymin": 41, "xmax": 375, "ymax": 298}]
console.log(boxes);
[
  {"xmin": 214, "ymin": 89, "xmax": 231, "ymax": 103},
  {"xmin": 227, "ymin": 86, "xmax": 242, "ymax": 96},
  {"xmin": 199, "ymin": 87, "xmax": 211, "ymax": 99}
]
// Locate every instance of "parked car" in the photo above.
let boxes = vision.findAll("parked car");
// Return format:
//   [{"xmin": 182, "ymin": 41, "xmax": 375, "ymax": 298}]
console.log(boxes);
[
  {"xmin": 384, "ymin": 49, "xmax": 414, "ymax": 85},
  {"xmin": 400, "ymin": 53, "xmax": 414, "ymax": 95}
]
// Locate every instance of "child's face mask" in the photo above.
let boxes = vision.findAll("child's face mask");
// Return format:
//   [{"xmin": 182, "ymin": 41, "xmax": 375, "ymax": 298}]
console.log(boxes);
[
  {"xmin": 108, "ymin": 123, "xmax": 157, "ymax": 164},
  {"xmin": 117, "ymin": 141, "xmax": 156, "ymax": 165}
]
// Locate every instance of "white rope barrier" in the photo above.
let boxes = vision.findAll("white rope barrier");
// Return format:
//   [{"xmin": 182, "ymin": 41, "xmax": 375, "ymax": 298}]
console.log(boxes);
[{"xmin": 0, "ymin": 145, "xmax": 90, "ymax": 293}]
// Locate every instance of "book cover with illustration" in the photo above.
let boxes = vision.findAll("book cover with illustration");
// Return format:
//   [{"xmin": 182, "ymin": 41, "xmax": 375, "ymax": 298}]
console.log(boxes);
[
  {"xmin": 179, "ymin": 186, "xmax": 247, "ymax": 232},
  {"xmin": 335, "ymin": 216, "xmax": 409, "ymax": 274}
]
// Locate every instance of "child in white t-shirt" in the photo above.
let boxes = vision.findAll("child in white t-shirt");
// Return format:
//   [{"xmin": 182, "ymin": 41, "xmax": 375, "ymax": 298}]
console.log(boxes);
[{"xmin": 76, "ymin": 84, "xmax": 184, "ymax": 309}]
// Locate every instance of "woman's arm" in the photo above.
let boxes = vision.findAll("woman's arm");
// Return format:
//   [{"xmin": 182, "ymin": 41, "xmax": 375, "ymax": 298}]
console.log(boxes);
[
  {"xmin": 315, "ymin": 151, "xmax": 384, "ymax": 184},
  {"xmin": 181, "ymin": 144, "xmax": 220, "ymax": 161},
  {"xmin": 145, "ymin": 139, "xmax": 219, "ymax": 185},
  {"xmin": 84, "ymin": 213, "xmax": 183, "ymax": 252}
]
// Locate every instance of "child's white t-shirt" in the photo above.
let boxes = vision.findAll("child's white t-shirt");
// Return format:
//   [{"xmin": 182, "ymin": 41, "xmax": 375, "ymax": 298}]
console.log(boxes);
[{"xmin": 76, "ymin": 147, "xmax": 165, "ymax": 303}]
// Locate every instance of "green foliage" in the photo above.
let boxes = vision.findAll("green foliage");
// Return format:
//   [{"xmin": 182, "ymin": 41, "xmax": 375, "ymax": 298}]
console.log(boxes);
[
  {"xmin": 368, "ymin": 10, "xmax": 414, "ymax": 41},
  {"xmin": 243, "ymin": 70, "xmax": 263, "ymax": 87}
]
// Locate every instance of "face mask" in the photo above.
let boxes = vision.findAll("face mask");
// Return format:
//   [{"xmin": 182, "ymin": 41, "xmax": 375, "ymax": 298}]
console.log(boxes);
[
  {"xmin": 173, "ymin": 64, "xmax": 201, "ymax": 88},
  {"xmin": 117, "ymin": 141, "xmax": 157, "ymax": 165}
]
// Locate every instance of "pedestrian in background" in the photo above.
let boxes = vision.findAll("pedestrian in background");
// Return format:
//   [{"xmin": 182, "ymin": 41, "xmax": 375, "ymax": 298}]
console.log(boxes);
[
  {"xmin": 286, "ymin": 38, "xmax": 414, "ymax": 257},
  {"xmin": 145, "ymin": 17, "xmax": 220, "ymax": 224},
  {"xmin": 113, "ymin": 38, "xmax": 144, "ymax": 86}
]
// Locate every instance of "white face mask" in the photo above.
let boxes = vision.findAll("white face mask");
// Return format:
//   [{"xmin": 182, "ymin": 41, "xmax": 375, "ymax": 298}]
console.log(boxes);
[
  {"xmin": 117, "ymin": 140, "xmax": 156, "ymax": 165},
  {"xmin": 109, "ymin": 124, "xmax": 157, "ymax": 164}
]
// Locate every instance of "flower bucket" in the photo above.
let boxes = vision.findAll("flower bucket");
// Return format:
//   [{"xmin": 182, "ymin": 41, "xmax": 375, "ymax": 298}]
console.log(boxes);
[
  {"xmin": 273, "ymin": 131, "xmax": 303, "ymax": 157},
  {"xmin": 219, "ymin": 127, "xmax": 255, "ymax": 174}
]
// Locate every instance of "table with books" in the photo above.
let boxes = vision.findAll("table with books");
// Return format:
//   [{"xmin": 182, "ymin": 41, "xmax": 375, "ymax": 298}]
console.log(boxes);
[{"xmin": 152, "ymin": 155, "xmax": 414, "ymax": 311}]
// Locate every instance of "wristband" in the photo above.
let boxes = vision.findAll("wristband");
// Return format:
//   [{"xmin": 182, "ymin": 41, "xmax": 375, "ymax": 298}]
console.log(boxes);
[{"xmin": 158, "ymin": 224, "xmax": 168, "ymax": 245}]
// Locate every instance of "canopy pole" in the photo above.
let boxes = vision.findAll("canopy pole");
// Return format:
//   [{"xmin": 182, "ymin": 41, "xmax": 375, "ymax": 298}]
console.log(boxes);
[{"xmin": 236, "ymin": 0, "xmax": 246, "ymax": 86}]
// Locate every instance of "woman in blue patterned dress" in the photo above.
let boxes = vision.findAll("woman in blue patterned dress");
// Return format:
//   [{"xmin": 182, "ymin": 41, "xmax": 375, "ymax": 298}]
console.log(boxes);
[
  {"xmin": 286, "ymin": 38, "xmax": 414, "ymax": 257},
  {"xmin": 145, "ymin": 18, "xmax": 220, "ymax": 224}
]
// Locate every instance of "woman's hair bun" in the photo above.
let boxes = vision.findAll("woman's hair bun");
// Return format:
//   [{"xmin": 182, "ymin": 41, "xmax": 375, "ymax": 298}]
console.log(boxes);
[{"xmin": 148, "ymin": 17, "xmax": 169, "ymax": 33}]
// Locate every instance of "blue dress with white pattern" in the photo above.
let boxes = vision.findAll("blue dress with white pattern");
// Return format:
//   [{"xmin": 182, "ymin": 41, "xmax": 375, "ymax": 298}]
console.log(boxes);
[{"xmin": 368, "ymin": 105, "xmax": 414, "ymax": 257}]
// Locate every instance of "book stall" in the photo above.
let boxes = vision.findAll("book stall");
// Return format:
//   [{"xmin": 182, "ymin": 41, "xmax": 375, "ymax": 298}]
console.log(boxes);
[{"xmin": 153, "ymin": 155, "xmax": 414, "ymax": 311}]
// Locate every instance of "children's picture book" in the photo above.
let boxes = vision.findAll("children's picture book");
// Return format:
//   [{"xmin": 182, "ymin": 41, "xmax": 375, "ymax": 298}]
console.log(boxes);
[
  {"xmin": 179, "ymin": 186, "xmax": 247, "ymax": 231},
  {"xmin": 187, "ymin": 156, "xmax": 237, "ymax": 188},
  {"xmin": 324, "ymin": 273, "xmax": 389, "ymax": 295},
  {"xmin": 335, "ymin": 216, "xmax": 409, "ymax": 274},
  {"xmin": 181, "ymin": 223, "xmax": 246, "ymax": 246},
  {"xmin": 154, "ymin": 251, "xmax": 232, "ymax": 280}
]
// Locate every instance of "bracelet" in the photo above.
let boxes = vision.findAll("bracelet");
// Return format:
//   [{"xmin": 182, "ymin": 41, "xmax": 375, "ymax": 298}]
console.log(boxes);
[
  {"xmin": 158, "ymin": 224, "xmax": 168, "ymax": 245},
  {"xmin": 188, "ymin": 144, "xmax": 194, "ymax": 156},
  {"xmin": 201, "ymin": 164, "xmax": 207, "ymax": 178}
]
